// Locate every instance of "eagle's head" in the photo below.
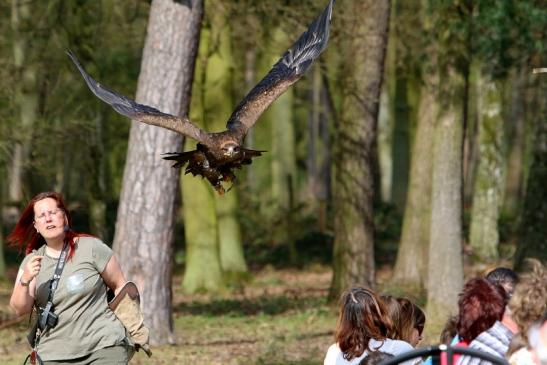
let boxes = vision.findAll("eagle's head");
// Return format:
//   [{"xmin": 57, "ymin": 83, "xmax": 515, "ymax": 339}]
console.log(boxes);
[{"xmin": 221, "ymin": 142, "xmax": 240, "ymax": 157}]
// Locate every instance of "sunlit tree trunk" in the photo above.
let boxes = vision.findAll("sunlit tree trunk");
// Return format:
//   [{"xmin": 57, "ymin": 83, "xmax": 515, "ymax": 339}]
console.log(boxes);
[
  {"xmin": 330, "ymin": 0, "xmax": 390, "ymax": 298},
  {"xmin": 204, "ymin": 2, "xmax": 247, "ymax": 281},
  {"xmin": 392, "ymin": 78, "xmax": 435, "ymax": 289},
  {"xmin": 426, "ymin": 68, "xmax": 465, "ymax": 327},
  {"xmin": 112, "ymin": 0, "xmax": 203, "ymax": 345},
  {"xmin": 378, "ymin": 87, "xmax": 393, "ymax": 202},
  {"xmin": 514, "ymin": 74, "xmax": 547, "ymax": 268},
  {"xmin": 469, "ymin": 73, "xmax": 505, "ymax": 260}
]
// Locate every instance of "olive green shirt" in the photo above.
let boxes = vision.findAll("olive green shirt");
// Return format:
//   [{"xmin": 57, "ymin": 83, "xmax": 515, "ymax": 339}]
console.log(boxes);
[{"xmin": 20, "ymin": 237, "xmax": 126, "ymax": 361}]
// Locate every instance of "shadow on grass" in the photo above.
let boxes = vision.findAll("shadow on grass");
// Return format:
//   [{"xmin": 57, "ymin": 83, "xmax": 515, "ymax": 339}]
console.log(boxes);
[{"xmin": 174, "ymin": 293, "xmax": 327, "ymax": 317}]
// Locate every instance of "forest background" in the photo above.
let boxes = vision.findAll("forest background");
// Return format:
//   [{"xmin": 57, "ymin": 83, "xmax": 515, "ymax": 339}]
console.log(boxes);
[{"xmin": 0, "ymin": 0, "xmax": 545, "ymax": 364}]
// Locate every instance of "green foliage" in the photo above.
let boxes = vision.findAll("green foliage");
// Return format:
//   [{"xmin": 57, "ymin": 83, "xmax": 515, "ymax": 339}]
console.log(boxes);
[{"xmin": 472, "ymin": 0, "xmax": 546, "ymax": 78}]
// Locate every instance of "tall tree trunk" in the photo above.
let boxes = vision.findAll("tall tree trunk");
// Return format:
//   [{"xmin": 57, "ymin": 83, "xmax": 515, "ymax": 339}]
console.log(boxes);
[
  {"xmin": 389, "ymin": 31, "xmax": 410, "ymax": 212},
  {"xmin": 392, "ymin": 78, "xmax": 436, "ymax": 289},
  {"xmin": 514, "ymin": 74, "xmax": 547, "ymax": 268},
  {"xmin": 9, "ymin": 0, "xmax": 40, "ymax": 205},
  {"xmin": 378, "ymin": 87, "xmax": 393, "ymax": 202},
  {"xmin": 503, "ymin": 68, "xmax": 527, "ymax": 215},
  {"xmin": 308, "ymin": 66, "xmax": 332, "ymax": 232},
  {"xmin": 469, "ymin": 74, "xmax": 505, "ymax": 260},
  {"xmin": 426, "ymin": 68, "xmax": 465, "ymax": 327},
  {"xmin": 318, "ymin": 72, "xmax": 333, "ymax": 232},
  {"xmin": 0, "ymin": 180, "xmax": 6, "ymax": 278},
  {"xmin": 112, "ymin": 0, "xmax": 203, "ymax": 345},
  {"xmin": 330, "ymin": 0, "xmax": 390, "ymax": 299},
  {"xmin": 87, "ymin": 111, "xmax": 108, "ymax": 241}
]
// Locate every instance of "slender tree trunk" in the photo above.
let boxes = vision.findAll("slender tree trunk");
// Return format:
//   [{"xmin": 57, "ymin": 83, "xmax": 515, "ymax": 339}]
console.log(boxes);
[
  {"xmin": 112, "ymin": 0, "xmax": 203, "ymax": 345},
  {"xmin": 378, "ymin": 87, "xmax": 393, "ymax": 202},
  {"xmin": 426, "ymin": 68, "xmax": 465, "ymax": 327},
  {"xmin": 87, "ymin": 111, "xmax": 108, "ymax": 241},
  {"xmin": 330, "ymin": 0, "xmax": 390, "ymax": 299},
  {"xmin": 514, "ymin": 74, "xmax": 547, "ymax": 268},
  {"xmin": 9, "ymin": 0, "xmax": 40, "ymax": 205},
  {"xmin": 392, "ymin": 78, "xmax": 436, "ymax": 289},
  {"xmin": 0, "ymin": 181, "xmax": 6, "ymax": 277},
  {"xmin": 469, "ymin": 73, "xmax": 505, "ymax": 260},
  {"xmin": 503, "ymin": 68, "xmax": 527, "ymax": 215},
  {"xmin": 308, "ymin": 66, "xmax": 332, "ymax": 232},
  {"xmin": 318, "ymin": 73, "xmax": 333, "ymax": 232}
]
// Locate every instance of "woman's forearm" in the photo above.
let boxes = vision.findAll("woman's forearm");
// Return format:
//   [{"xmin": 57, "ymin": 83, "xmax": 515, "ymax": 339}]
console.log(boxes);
[{"xmin": 10, "ymin": 274, "xmax": 35, "ymax": 316}]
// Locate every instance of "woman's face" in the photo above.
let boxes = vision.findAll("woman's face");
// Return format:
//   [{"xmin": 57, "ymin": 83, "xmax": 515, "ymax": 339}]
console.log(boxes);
[
  {"xmin": 33, "ymin": 198, "xmax": 67, "ymax": 242},
  {"xmin": 410, "ymin": 328, "xmax": 422, "ymax": 347}
]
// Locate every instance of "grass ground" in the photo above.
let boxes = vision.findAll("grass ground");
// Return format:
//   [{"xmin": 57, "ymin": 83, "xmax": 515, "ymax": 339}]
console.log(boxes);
[
  {"xmin": 0, "ymin": 259, "xmax": 504, "ymax": 364},
  {"xmin": 0, "ymin": 265, "xmax": 337, "ymax": 365}
]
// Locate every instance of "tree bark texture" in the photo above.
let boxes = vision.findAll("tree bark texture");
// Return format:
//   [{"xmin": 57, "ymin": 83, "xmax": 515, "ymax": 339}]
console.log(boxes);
[
  {"xmin": 469, "ymin": 74, "xmax": 505, "ymax": 260},
  {"xmin": 392, "ymin": 78, "xmax": 436, "ymax": 289},
  {"xmin": 330, "ymin": 0, "xmax": 390, "ymax": 298},
  {"xmin": 426, "ymin": 70, "xmax": 465, "ymax": 326},
  {"xmin": 112, "ymin": 0, "xmax": 203, "ymax": 345}
]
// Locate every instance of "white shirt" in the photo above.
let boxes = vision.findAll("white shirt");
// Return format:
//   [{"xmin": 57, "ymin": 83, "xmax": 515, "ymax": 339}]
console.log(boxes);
[{"xmin": 324, "ymin": 338, "xmax": 415, "ymax": 365}]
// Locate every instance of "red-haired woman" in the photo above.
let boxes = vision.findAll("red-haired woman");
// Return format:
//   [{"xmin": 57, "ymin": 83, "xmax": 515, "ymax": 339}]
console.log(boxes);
[
  {"xmin": 9, "ymin": 192, "xmax": 129, "ymax": 364},
  {"xmin": 324, "ymin": 286, "xmax": 415, "ymax": 365},
  {"xmin": 441, "ymin": 278, "xmax": 507, "ymax": 365}
]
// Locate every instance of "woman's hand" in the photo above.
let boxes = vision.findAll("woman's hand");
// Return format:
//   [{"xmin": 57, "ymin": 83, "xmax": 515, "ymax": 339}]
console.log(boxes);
[{"xmin": 22, "ymin": 256, "xmax": 43, "ymax": 284}]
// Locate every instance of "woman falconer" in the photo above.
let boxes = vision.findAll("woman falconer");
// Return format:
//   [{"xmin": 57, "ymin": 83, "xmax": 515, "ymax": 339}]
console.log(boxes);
[{"xmin": 9, "ymin": 191, "xmax": 130, "ymax": 364}]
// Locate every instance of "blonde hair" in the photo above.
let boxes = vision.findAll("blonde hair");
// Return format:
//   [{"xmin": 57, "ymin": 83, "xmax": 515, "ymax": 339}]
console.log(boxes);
[{"xmin": 508, "ymin": 259, "xmax": 547, "ymax": 340}]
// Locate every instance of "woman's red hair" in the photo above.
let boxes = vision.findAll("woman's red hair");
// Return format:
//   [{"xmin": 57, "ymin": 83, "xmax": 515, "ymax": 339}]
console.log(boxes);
[
  {"xmin": 7, "ymin": 192, "xmax": 90, "ymax": 260},
  {"xmin": 456, "ymin": 278, "xmax": 507, "ymax": 342}
]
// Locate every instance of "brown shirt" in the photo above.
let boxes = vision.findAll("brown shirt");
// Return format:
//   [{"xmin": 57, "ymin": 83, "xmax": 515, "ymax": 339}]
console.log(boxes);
[{"xmin": 20, "ymin": 237, "xmax": 126, "ymax": 361}]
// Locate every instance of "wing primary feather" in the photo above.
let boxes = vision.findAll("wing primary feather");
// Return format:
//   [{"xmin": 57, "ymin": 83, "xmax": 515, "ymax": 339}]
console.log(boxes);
[
  {"xmin": 66, "ymin": 50, "xmax": 208, "ymax": 144},
  {"xmin": 226, "ymin": 0, "xmax": 334, "ymax": 133}
]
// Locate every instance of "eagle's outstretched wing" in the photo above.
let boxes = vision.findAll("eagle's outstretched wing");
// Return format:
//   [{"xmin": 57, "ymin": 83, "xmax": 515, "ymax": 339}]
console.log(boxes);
[
  {"xmin": 67, "ymin": 50, "xmax": 210, "ymax": 145},
  {"xmin": 226, "ymin": 0, "xmax": 334, "ymax": 135}
]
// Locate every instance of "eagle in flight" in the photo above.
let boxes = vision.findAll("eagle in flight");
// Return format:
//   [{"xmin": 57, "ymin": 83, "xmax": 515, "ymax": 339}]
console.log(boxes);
[{"xmin": 68, "ymin": 0, "xmax": 334, "ymax": 194}]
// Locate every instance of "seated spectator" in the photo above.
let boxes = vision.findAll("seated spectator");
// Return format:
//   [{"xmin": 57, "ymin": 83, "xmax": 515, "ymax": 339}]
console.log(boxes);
[
  {"xmin": 440, "ymin": 316, "xmax": 459, "ymax": 345},
  {"xmin": 381, "ymin": 295, "xmax": 426, "ymax": 348},
  {"xmin": 457, "ymin": 260, "xmax": 544, "ymax": 365},
  {"xmin": 397, "ymin": 298, "xmax": 426, "ymax": 348},
  {"xmin": 485, "ymin": 267, "xmax": 519, "ymax": 298},
  {"xmin": 424, "ymin": 278, "xmax": 506, "ymax": 365},
  {"xmin": 382, "ymin": 295, "xmax": 404, "ymax": 340},
  {"xmin": 439, "ymin": 278, "xmax": 506, "ymax": 365},
  {"xmin": 505, "ymin": 260, "xmax": 547, "ymax": 364},
  {"xmin": 324, "ymin": 286, "xmax": 415, "ymax": 365},
  {"xmin": 456, "ymin": 278, "xmax": 507, "ymax": 347}
]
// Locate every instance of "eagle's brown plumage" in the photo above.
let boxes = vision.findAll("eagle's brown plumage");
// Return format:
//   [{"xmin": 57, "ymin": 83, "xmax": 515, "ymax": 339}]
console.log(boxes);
[{"xmin": 68, "ymin": 0, "xmax": 334, "ymax": 194}]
